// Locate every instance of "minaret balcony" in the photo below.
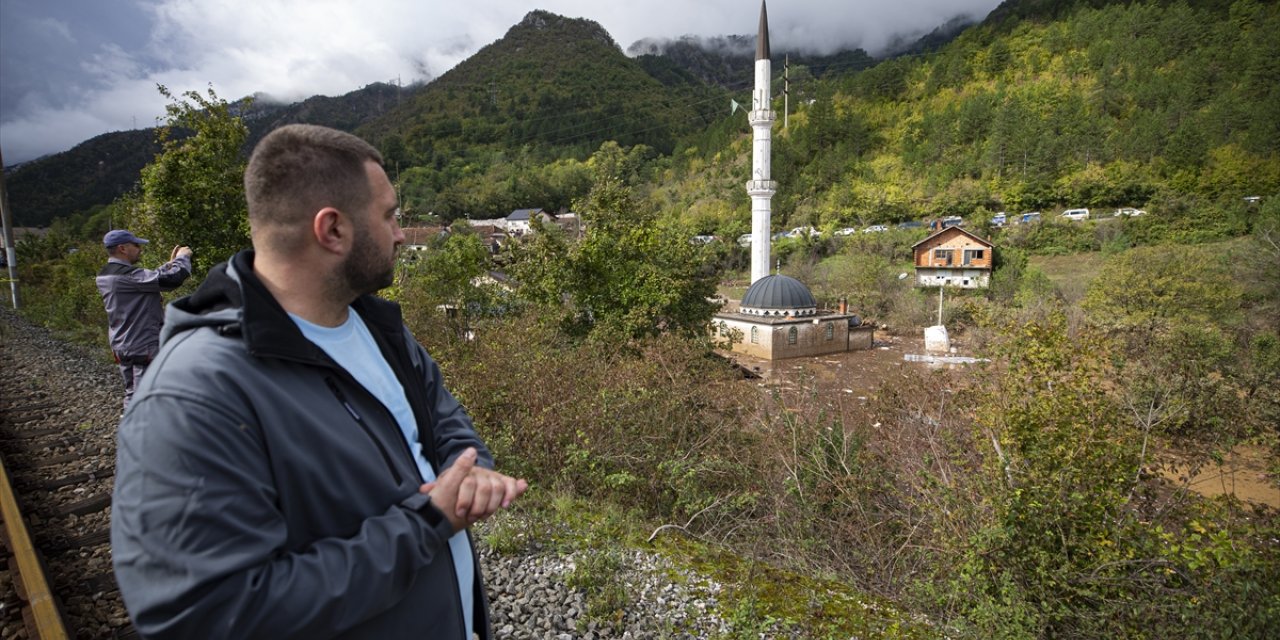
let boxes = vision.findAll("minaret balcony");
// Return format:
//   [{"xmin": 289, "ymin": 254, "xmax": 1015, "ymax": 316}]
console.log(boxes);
[
  {"xmin": 746, "ymin": 179, "xmax": 777, "ymax": 194},
  {"xmin": 749, "ymin": 109, "xmax": 776, "ymax": 124}
]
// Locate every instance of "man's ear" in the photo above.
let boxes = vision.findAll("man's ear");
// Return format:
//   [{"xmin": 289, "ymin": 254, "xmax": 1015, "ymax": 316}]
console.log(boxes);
[{"xmin": 313, "ymin": 207, "xmax": 349, "ymax": 255}]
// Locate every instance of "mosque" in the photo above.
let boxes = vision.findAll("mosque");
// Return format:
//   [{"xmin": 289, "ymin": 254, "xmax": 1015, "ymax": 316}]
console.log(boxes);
[{"xmin": 713, "ymin": 1, "xmax": 873, "ymax": 360}]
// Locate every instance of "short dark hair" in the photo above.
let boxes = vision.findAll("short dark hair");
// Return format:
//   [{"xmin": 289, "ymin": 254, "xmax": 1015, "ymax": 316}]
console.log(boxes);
[{"xmin": 244, "ymin": 124, "xmax": 384, "ymax": 252}]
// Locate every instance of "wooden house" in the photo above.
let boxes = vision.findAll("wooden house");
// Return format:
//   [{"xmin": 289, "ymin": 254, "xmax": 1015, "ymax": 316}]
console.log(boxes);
[{"xmin": 911, "ymin": 227, "xmax": 994, "ymax": 289}]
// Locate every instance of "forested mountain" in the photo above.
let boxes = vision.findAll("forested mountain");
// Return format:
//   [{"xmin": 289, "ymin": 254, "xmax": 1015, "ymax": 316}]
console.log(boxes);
[
  {"xmin": 658, "ymin": 0, "xmax": 1280, "ymax": 239},
  {"xmin": 5, "ymin": 82, "xmax": 417, "ymax": 227},
  {"xmin": 4, "ymin": 129, "xmax": 157, "ymax": 228},
  {"xmin": 351, "ymin": 10, "xmax": 730, "ymax": 220},
  {"xmin": 6, "ymin": 0, "xmax": 1277, "ymax": 233}
]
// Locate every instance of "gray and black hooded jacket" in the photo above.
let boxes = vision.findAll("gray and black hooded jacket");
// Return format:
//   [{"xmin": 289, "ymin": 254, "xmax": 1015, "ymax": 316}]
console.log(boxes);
[{"xmin": 111, "ymin": 250, "xmax": 493, "ymax": 639}]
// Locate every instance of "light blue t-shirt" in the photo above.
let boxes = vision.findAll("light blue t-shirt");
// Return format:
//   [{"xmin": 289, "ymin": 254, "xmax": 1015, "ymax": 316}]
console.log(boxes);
[{"xmin": 291, "ymin": 309, "xmax": 474, "ymax": 639}]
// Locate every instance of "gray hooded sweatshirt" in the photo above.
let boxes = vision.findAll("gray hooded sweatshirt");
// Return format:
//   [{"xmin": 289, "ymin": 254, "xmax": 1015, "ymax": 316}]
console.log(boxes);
[{"xmin": 111, "ymin": 251, "xmax": 493, "ymax": 639}]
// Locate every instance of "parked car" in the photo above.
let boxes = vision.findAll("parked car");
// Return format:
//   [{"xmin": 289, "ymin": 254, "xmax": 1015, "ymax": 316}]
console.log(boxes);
[
  {"xmin": 991, "ymin": 212, "xmax": 1007, "ymax": 227},
  {"xmin": 1113, "ymin": 207, "xmax": 1145, "ymax": 217},
  {"xmin": 897, "ymin": 220, "xmax": 924, "ymax": 229},
  {"xmin": 690, "ymin": 235, "xmax": 718, "ymax": 245},
  {"xmin": 1019, "ymin": 212, "xmax": 1042, "ymax": 224},
  {"xmin": 834, "ymin": 227, "xmax": 858, "ymax": 236},
  {"xmin": 737, "ymin": 233, "xmax": 753, "ymax": 247},
  {"xmin": 940, "ymin": 216, "xmax": 964, "ymax": 228},
  {"xmin": 786, "ymin": 226, "xmax": 820, "ymax": 238},
  {"xmin": 863, "ymin": 224, "xmax": 888, "ymax": 233},
  {"xmin": 1060, "ymin": 208, "xmax": 1090, "ymax": 221}
]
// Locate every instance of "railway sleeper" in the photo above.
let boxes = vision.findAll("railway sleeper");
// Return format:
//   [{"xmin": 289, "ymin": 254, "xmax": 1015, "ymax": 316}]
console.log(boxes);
[
  {"xmin": 45, "ymin": 527, "xmax": 111, "ymax": 554},
  {"xmin": 31, "ymin": 468, "xmax": 113, "ymax": 491},
  {"xmin": 0, "ymin": 427, "xmax": 67, "ymax": 440},
  {"xmin": 49, "ymin": 493, "xmax": 112, "ymax": 518}
]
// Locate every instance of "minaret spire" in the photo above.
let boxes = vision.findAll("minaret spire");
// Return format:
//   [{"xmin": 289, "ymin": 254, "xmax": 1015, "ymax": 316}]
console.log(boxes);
[{"xmin": 747, "ymin": 1, "xmax": 776, "ymax": 284}]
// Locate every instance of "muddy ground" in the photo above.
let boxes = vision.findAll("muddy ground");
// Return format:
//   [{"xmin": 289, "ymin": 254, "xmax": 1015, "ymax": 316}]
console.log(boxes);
[{"xmin": 723, "ymin": 330, "xmax": 1279, "ymax": 510}]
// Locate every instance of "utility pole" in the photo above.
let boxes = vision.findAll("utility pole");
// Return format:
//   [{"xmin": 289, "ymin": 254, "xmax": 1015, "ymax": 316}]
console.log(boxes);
[
  {"xmin": 783, "ymin": 54, "xmax": 789, "ymax": 130},
  {"xmin": 0, "ymin": 144, "xmax": 22, "ymax": 309}
]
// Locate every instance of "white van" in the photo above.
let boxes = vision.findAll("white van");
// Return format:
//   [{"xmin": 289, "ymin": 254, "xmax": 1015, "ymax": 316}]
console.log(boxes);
[{"xmin": 1060, "ymin": 208, "xmax": 1090, "ymax": 221}]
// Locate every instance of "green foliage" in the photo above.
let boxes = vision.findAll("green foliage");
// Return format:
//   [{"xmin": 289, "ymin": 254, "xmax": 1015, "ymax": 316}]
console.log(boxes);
[
  {"xmin": 398, "ymin": 231, "xmax": 501, "ymax": 326},
  {"xmin": 129, "ymin": 85, "xmax": 251, "ymax": 275},
  {"xmin": 810, "ymin": 252, "xmax": 908, "ymax": 321},
  {"xmin": 13, "ymin": 237, "xmax": 108, "ymax": 346},
  {"xmin": 510, "ymin": 170, "xmax": 718, "ymax": 343},
  {"xmin": 925, "ymin": 314, "xmax": 1280, "ymax": 638},
  {"xmin": 1083, "ymin": 244, "xmax": 1242, "ymax": 337}
]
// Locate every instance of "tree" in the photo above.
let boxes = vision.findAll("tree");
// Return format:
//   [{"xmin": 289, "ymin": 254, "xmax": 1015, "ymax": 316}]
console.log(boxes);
[
  {"xmin": 128, "ymin": 85, "xmax": 251, "ymax": 276},
  {"xmin": 510, "ymin": 177, "xmax": 718, "ymax": 343},
  {"xmin": 1082, "ymin": 244, "xmax": 1242, "ymax": 340}
]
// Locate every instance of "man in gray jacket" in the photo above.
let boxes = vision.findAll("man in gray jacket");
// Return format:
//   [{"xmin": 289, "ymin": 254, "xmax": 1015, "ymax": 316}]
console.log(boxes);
[
  {"xmin": 95, "ymin": 229, "xmax": 192, "ymax": 409},
  {"xmin": 111, "ymin": 124, "xmax": 528, "ymax": 639}
]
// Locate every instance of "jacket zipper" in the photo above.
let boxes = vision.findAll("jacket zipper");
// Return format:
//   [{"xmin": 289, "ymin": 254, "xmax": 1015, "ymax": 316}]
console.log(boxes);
[
  {"xmin": 323, "ymin": 377, "xmax": 403, "ymax": 485},
  {"xmin": 332, "ymin": 369, "xmax": 471, "ymax": 637}
]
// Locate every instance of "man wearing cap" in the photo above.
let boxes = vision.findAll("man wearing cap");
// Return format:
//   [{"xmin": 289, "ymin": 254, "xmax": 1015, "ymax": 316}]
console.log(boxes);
[{"xmin": 96, "ymin": 230, "xmax": 193, "ymax": 409}]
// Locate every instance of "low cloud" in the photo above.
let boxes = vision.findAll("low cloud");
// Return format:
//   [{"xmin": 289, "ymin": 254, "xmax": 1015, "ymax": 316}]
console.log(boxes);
[{"xmin": 1, "ymin": 0, "xmax": 1001, "ymax": 164}]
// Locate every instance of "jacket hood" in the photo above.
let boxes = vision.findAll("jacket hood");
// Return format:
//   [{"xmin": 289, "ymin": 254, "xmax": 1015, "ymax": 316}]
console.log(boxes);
[
  {"xmin": 161, "ymin": 250, "xmax": 316, "ymax": 361},
  {"xmin": 161, "ymin": 249, "xmax": 409, "ymax": 363},
  {"xmin": 161, "ymin": 255, "xmax": 246, "ymax": 346}
]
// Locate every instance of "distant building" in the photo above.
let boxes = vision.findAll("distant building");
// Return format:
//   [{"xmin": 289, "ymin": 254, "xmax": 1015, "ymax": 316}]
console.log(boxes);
[
  {"xmin": 712, "ymin": 3, "xmax": 873, "ymax": 361},
  {"xmin": 505, "ymin": 208, "xmax": 552, "ymax": 236},
  {"xmin": 554, "ymin": 212, "xmax": 583, "ymax": 237},
  {"xmin": 912, "ymin": 227, "xmax": 994, "ymax": 289},
  {"xmin": 467, "ymin": 224, "xmax": 508, "ymax": 254},
  {"xmin": 713, "ymin": 274, "xmax": 873, "ymax": 360},
  {"xmin": 400, "ymin": 226, "xmax": 447, "ymax": 252}
]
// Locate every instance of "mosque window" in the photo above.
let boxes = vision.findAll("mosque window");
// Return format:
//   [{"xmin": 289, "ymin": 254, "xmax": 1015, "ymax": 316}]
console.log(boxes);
[
  {"xmin": 825, "ymin": 323, "xmax": 834, "ymax": 341},
  {"xmin": 750, "ymin": 327, "xmax": 759, "ymax": 344},
  {"xmin": 787, "ymin": 327, "xmax": 798, "ymax": 345}
]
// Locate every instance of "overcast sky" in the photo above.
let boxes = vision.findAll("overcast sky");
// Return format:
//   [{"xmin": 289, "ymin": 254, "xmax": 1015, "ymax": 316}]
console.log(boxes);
[{"xmin": 0, "ymin": 0, "xmax": 1001, "ymax": 165}]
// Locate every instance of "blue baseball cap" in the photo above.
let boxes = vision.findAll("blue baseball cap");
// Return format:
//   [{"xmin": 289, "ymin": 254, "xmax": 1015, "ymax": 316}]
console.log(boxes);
[{"xmin": 103, "ymin": 229, "xmax": 150, "ymax": 248}]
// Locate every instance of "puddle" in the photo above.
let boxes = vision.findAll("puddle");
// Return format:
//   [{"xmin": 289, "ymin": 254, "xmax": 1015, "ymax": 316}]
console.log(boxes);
[{"xmin": 1159, "ymin": 445, "xmax": 1279, "ymax": 509}]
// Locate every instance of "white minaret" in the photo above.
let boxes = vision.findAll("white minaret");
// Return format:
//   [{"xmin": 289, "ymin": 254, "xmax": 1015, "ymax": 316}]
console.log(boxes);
[{"xmin": 748, "ymin": 1, "xmax": 776, "ymax": 284}]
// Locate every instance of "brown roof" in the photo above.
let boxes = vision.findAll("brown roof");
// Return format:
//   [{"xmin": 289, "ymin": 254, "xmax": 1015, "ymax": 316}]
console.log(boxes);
[
  {"xmin": 401, "ymin": 226, "xmax": 444, "ymax": 246},
  {"xmin": 910, "ymin": 226, "xmax": 994, "ymax": 250}
]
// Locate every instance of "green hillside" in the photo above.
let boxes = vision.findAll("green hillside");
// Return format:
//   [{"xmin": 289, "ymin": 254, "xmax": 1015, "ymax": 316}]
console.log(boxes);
[
  {"xmin": 4, "ymin": 129, "xmax": 157, "ymax": 227},
  {"xmin": 4, "ymin": 82, "xmax": 415, "ymax": 227},
  {"xmin": 656, "ymin": 0, "xmax": 1279, "ymax": 240},
  {"xmin": 353, "ymin": 10, "xmax": 728, "ymax": 221}
]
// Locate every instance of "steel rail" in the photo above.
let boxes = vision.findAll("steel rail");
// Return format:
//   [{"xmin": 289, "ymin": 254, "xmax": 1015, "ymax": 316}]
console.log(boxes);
[{"xmin": 0, "ymin": 453, "xmax": 69, "ymax": 640}]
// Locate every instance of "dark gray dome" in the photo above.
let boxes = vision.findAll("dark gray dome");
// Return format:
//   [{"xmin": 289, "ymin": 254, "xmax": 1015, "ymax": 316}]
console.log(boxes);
[{"xmin": 740, "ymin": 274, "xmax": 816, "ymax": 314}]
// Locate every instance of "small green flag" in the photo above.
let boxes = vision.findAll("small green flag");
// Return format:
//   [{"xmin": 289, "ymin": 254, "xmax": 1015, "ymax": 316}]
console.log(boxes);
[{"xmin": 730, "ymin": 98, "xmax": 742, "ymax": 114}]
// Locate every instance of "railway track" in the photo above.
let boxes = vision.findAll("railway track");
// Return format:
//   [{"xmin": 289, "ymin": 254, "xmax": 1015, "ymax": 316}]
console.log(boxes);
[{"xmin": 1, "ymin": 310, "xmax": 135, "ymax": 640}]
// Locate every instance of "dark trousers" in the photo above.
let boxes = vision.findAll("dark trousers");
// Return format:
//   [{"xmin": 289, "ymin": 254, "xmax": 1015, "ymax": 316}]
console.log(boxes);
[{"xmin": 117, "ymin": 355, "xmax": 151, "ymax": 411}]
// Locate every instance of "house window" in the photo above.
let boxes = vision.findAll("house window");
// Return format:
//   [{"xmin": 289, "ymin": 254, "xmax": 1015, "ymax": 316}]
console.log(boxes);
[
  {"xmin": 787, "ymin": 327, "xmax": 798, "ymax": 345},
  {"xmin": 750, "ymin": 327, "xmax": 759, "ymax": 344},
  {"xmin": 825, "ymin": 323, "xmax": 834, "ymax": 341},
  {"xmin": 963, "ymin": 249, "xmax": 985, "ymax": 265},
  {"xmin": 933, "ymin": 249, "xmax": 954, "ymax": 266}
]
